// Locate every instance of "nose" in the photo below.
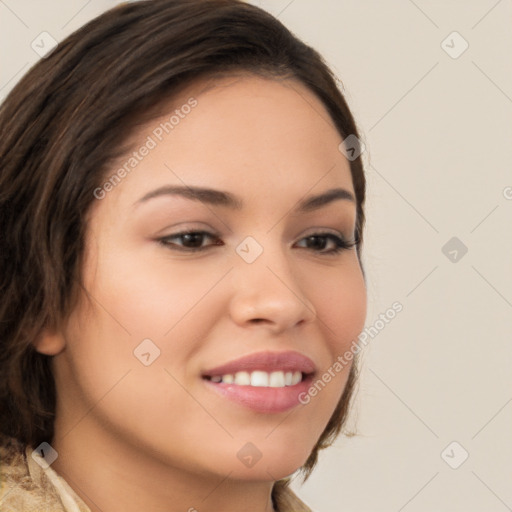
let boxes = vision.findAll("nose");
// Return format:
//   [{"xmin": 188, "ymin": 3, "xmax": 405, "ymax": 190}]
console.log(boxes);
[{"xmin": 228, "ymin": 246, "xmax": 317, "ymax": 334}]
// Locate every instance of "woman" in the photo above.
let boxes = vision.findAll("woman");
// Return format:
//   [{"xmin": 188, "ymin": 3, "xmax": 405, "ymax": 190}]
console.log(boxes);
[{"xmin": 0, "ymin": 1, "xmax": 367, "ymax": 510}]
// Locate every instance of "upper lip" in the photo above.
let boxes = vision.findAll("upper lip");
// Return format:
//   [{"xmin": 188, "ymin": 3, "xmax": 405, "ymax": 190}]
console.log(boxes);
[{"xmin": 201, "ymin": 350, "xmax": 317, "ymax": 377}]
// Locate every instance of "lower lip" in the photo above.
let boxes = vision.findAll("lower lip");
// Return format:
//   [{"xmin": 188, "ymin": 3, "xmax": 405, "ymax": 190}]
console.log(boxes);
[{"xmin": 202, "ymin": 375, "xmax": 313, "ymax": 413}]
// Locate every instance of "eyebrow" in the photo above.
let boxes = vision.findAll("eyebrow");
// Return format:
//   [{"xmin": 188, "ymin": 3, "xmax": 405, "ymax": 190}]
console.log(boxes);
[{"xmin": 134, "ymin": 185, "xmax": 355, "ymax": 212}]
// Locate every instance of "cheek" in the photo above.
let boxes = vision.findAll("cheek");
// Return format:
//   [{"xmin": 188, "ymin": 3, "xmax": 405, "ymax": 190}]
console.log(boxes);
[
  {"xmin": 63, "ymin": 245, "xmax": 234, "ymax": 413},
  {"xmin": 309, "ymin": 260, "xmax": 367, "ymax": 354},
  {"xmin": 87, "ymin": 242, "xmax": 233, "ymax": 340},
  {"xmin": 292, "ymin": 260, "xmax": 366, "ymax": 422}
]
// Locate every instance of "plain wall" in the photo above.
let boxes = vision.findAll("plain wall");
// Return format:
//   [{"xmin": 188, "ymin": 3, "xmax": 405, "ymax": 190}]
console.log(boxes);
[{"xmin": 1, "ymin": 1, "xmax": 511, "ymax": 510}]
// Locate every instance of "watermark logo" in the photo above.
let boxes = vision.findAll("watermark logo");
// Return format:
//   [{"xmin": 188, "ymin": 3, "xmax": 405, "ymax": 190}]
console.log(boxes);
[
  {"xmin": 338, "ymin": 134, "xmax": 366, "ymax": 161},
  {"xmin": 441, "ymin": 441, "xmax": 469, "ymax": 469},
  {"xmin": 236, "ymin": 236, "xmax": 264, "ymax": 263},
  {"xmin": 441, "ymin": 236, "xmax": 468, "ymax": 263},
  {"xmin": 441, "ymin": 31, "xmax": 469, "ymax": 59},
  {"xmin": 31, "ymin": 442, "xmax": 58, "ymax": 469},
  {"xmin": 237, "ymin": 442, "xmax": 262, "ymax": 468},
  {"xmin": 134, "ymin": 338, "xmax": 161, "ymax": 366},
  {"xmin": 31, "ymin": 31, "xmax": 58, "ymax": 58}
]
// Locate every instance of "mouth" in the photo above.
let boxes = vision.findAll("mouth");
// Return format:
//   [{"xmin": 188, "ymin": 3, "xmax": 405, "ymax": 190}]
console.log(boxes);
[
  {"xmin": 201, "ymin": 351, "xmax": 316, "ymax": 413},
  {"xmin": 202, "ymin": 369, "xmax": 309, "ymax": 387}
]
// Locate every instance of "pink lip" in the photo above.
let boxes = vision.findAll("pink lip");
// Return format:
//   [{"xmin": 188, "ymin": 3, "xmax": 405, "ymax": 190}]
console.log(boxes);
[
  {"xmin": 201, "ymin": 350, "xmax": 316, "ymax": 377},
  {"xmin": 201, "ymin": 350, "xmax": 316, "ymax": 414},
  {"xmin": 203, "ymin": 375, "xmax": 314, "ymax": 413}
]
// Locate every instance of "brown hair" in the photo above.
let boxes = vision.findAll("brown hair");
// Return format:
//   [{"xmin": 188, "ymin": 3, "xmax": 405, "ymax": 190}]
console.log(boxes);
[{"xmin": 0, "ymin": 0, "xmax": 365, "ymax": 495}]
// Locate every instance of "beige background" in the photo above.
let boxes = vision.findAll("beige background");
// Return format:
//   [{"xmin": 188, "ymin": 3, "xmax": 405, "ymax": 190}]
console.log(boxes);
[{"xmin": 1, "ymin": 1, "xmax": 511, "ymax": 511}]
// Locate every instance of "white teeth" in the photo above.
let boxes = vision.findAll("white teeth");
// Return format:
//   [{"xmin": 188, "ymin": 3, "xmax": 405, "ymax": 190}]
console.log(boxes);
[
  {"xmin": 269, "ymin": 371, "xmax": 285, "ymax": 388},
  {"xmin": 234, "ymin": 371, "xmax": 251, "ymax": 385},
  {"xmin": 291, "ymin": 371, "xmax": 302, "ymax": 385},
  {"xmin": 250, "ymin": 371, "xmax": 269, "ymax": 387},
  {"xmin": 209, "ymin": 370, "xmax": 304, "ymax": 387}
]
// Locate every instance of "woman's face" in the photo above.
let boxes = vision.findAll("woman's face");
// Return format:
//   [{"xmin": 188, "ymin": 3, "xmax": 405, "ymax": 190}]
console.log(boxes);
[{"xmin": 47, "ymin": 74, "xmax": 366, "ymax": 481}]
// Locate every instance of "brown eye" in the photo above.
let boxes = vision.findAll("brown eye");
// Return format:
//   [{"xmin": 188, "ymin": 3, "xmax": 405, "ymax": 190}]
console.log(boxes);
[
  {"xmin": 158, "ymin": 231, "xmax": 223, "ymax": 251},
  {"xmin": 294, "ymin": 233, "xmax": 357, "ymax": 255}
]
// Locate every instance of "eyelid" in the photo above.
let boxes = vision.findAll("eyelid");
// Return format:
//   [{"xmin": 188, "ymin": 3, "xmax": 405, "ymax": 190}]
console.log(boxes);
[
  {"xmin": 157, "ymin": 225, "xmax": 351, "ymax": 242},
  {"xmin": 299, "ymin": 226, "xmax": 348, "ymax": 238},
  {"xmin": 157, "ymin": 229, "xmax": 222, "ymax": 251},
  {"xmin": 156, "ymin": 228, "xmax": 357, "ymax": 255}
]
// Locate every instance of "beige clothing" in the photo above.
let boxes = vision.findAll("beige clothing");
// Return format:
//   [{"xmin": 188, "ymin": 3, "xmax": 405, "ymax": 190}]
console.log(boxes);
[
  {"xmin": 0, "ymin": 436, "xmax": 311, "ymax": 511},
  {"xmin": 0, "ymin": 436, "xmax": 90, "ymax": 512}
]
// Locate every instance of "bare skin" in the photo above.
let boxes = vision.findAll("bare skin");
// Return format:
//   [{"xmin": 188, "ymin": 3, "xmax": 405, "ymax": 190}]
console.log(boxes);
[{"xmin": 35, "ymin": 74, "xmax": 367, "ymax": 512}]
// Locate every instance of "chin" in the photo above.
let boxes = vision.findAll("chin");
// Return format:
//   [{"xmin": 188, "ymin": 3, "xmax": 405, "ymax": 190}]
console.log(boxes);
[
  {"xmin": 226, "ymin": 447, "xmax": 311, "ymax": 482},
  {"xmin": 229, "ymin": 464, "xmax": 304, "ymax": 482}
]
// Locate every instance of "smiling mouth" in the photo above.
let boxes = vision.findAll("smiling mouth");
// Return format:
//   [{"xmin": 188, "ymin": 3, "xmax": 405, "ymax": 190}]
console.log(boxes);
[
  {"xmin": 200, "ymin": 350, "xmax": 317, "ymax": 412},
  {"xmin": 202, "ymin": 370, "xmax": 310, "ymax": 388},
  {"xmin": 201, "ymin": 369, "xmax": 315, "ymax": 414}
]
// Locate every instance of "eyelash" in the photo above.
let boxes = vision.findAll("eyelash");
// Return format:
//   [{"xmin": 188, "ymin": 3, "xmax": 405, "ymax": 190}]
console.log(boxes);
[{"xmin": 157, "ymin": 230, "xmax": 358, "ymax": 256}]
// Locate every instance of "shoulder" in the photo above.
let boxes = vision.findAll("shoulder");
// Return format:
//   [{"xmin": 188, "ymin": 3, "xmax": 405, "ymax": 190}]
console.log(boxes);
[
  {"xmin": 0, "ymin": 434, "xmax": 89, "ymax": 512},
  {"xmin": 0, "ymin": 434, "xmax": 48, "ymax": 510},
  {"xmin": 273, "ymin": 479, "xmax": 313, "ymax": 512}
]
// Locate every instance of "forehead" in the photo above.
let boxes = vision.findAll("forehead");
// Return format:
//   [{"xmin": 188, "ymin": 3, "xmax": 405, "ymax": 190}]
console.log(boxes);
[
  {"xmin": 97, "ymin": 73, "xmax": 354, "ymax": 214},
  {"xmin": 172, "ymin": 72, "xmax": 342, "ymax": 149}
]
